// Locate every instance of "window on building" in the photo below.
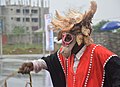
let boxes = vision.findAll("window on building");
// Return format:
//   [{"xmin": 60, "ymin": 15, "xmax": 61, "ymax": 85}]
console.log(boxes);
[
  {"xmin": 31, "ymin": 9, "xmax": 38, "ymax": 14},
  {"xmin": 26, "ymin": 18, "xmax": 30, "ymax": 22},
  {"xmin": 32, "ymin": 26, "xmax": 38, "ymax": 31},
  {"xmin": 11, "ymin": 9, "xmax": 13, "ymax": 11},
  {"xmin": 23, "ymin": 9, "xmax": 29, "ymax": 14},
  {"xmin": 26, "ymin": 27, "xmax": 29, "ymax": 31},
  {"xmin": 23, "ymin": 18, "xmax": 25, "ymax": 22},
  {"xmin": 16, "ymin": 9, "xmax": 21, "ymax": 13},
  {"xmin": 16, "ymin": 18, "xmax": 20, "ymax": 22},
  {"xmin": 11, "ymin": 17, "xmax": 13, "ymax": 20},
  {"xmin": 32, "ymin": 18, "xmax": 38, "ymax": 22},
  {"xmin": 25, "ymin": 9, "xmax": 29, "ymax": 14}
]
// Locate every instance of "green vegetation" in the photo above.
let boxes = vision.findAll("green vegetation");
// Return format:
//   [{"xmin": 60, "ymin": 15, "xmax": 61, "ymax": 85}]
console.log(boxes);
[
  {"xmin": 92, "ymin": 20, "xmax": 110, "ymax": 32},
  {"xmin": 3, "ymin": 44, "xmax": 43, "ymax": 54},
  {"xmin": 12, "ymin": 26, "xmax": 25, "ymax": 35},
  {"xmin": 3, "ymin": 20, "xmax": 120, "ymax": 55}
]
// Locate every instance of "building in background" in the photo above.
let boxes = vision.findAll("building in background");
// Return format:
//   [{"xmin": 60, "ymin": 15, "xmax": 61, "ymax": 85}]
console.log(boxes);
[{"xmin": 0, "ymin": 0, "xmax": 49, "ymax": 34}]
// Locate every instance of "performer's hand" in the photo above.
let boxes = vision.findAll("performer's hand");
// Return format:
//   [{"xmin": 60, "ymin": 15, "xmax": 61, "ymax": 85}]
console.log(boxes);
[{"xmin": 18, "ymin": 62, "xmax": 33, "ymax": 74}]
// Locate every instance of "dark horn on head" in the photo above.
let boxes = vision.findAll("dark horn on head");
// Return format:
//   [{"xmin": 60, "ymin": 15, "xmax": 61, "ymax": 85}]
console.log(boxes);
[{"xmin": 82, "ymin": 1, "xmax": 97, "ymax": 24}]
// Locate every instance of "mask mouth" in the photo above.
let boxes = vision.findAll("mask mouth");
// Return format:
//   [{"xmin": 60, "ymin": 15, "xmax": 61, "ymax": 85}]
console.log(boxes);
[{"xmin": 62, "ymin": 33, "xmax": 74, "ymax": 46}]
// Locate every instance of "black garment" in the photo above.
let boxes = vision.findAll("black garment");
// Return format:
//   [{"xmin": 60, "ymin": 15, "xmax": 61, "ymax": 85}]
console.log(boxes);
[
  {"xmin": 104, "ymin": 56, "xmax": 120, "ymax": 87},
  {"xmin": 42, "ymin": 52, "xmax": 66, "ymax": 87},
  {"xmin": 42, "ymin": 52, "xmax": 120, "ymax": 87}
]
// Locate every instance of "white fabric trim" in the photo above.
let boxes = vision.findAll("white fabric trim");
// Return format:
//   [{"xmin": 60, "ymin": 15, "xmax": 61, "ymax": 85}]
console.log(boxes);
[
  {"xmin": 57, "ymin": 50, "xmax": 66, "ymax": 75},
  {"xmin": 84, "ymin": 44, "xmax": 99, "ymax": 87},
  {"xmin": 101, "ymin": 54, "xmax": 118, "ymax": 87}
]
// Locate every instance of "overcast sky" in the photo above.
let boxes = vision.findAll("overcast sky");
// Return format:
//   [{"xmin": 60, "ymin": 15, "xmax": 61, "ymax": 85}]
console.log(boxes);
[
  {"xmin": 49, "ymin": 0, "xmax": 120, "ymax": 24},
  {"xmin": 1, "ymin": 0, "xmax": 120, "ymax": 24}
]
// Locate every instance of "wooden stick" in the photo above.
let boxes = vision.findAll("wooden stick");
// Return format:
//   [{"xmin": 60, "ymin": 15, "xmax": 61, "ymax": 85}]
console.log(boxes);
[
  {"xmin": 0, "ymin": 71, "xmax": 33, "ymax": 87},
  {"xmin": 29, "ymin": 73, "xmax": 32, "ymax": 87}
]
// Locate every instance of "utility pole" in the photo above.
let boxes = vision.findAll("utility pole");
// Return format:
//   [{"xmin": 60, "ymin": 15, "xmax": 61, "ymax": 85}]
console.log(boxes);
[
  {"xmin": 0, "ymin": 16, "xmax": 3, "ymax": 74},
  {"xmin": 0, "ymin": 17, "xmax": 3, "ymax": 58},
  {"xmin": 41, "ymin": 0, "xmax": 45, "ymax": 55}
]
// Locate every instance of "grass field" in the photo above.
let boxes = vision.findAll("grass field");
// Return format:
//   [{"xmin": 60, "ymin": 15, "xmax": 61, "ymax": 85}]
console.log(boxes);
[{"xmin": 2, "ymin": 44, "xmax": 43, "ymax": 54}]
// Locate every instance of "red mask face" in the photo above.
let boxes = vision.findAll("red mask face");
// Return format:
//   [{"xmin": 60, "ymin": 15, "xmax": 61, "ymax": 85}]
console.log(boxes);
[{"xmin": 62, "ymin": 33, "xmax": 74, "ymax": 46}]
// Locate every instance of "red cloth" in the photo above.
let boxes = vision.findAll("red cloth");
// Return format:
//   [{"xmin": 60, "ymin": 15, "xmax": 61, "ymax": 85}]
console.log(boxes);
[{"xmin": 58, "ymin": 44, "xmax": 115, "ymax": 87}]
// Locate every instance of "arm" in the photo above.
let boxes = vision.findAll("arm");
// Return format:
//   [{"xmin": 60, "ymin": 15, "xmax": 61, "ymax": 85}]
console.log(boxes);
[
  {"xmin": 32, "ymin": 59, "xmax": 47, "ymax": 73},
  {"xmin": 18, "ymin": 57, "xmax": 48, "ymax": 74},
  {"xmin": 18, "ymin": 52, "xmax": 57, "ymax": 74},
  {"xmin": 104, "ymin": 56, "xmax": 120, "ymax": 87}
]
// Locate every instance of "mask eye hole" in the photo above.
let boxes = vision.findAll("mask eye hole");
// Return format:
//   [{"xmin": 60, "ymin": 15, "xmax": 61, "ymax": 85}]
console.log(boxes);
[
  {"xmin": 65, "ymin": 34, "xmax": 72, "ymax": 42},
  {"xmin": 62, "ymin": 33, "xmax": 74, "ymax": 46}
]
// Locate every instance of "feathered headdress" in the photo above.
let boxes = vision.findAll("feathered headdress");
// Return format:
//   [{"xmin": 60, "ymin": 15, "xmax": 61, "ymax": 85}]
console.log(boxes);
[{"xmin": 51, "ymin": 1, "xmax": 97, "ymax": 41}]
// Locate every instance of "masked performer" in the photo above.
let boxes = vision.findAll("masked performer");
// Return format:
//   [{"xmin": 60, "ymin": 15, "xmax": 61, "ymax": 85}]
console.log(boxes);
[{"xmin": 18, "ymin": 1, "xmax": 120, "ymax": 87}]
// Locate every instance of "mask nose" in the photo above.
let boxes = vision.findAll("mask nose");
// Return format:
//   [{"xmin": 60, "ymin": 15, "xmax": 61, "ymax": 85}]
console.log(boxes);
[{"xmin": 60, "ymin": 46, "xmax": 72, "ymax": 58}]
